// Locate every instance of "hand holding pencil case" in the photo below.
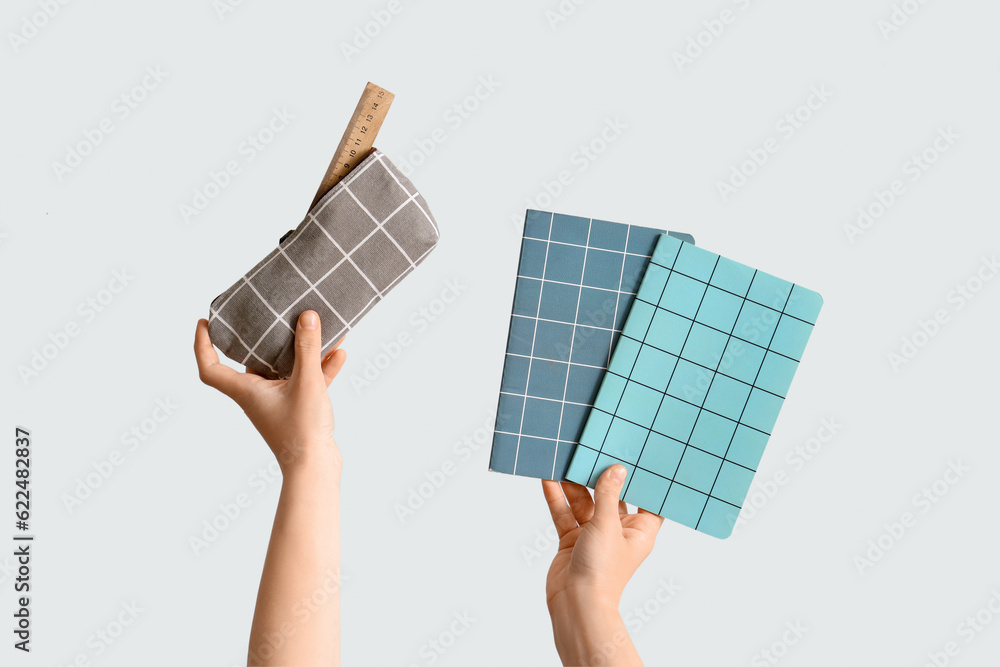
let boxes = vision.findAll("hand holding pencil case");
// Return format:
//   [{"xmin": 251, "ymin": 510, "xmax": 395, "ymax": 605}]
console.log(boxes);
[{"xmin": 207, "ymin": 149, "xmax": 439, "ymax": 379}]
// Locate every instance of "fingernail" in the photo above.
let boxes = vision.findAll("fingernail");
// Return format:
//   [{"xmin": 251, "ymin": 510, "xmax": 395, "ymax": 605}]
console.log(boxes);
[
  {"xmin": 301, "ymin": 311, "xmax": 318, "ymax": 330},
  {"xmin": 611, "ymin": 465, "xmax": 626, "ymax": 482}
]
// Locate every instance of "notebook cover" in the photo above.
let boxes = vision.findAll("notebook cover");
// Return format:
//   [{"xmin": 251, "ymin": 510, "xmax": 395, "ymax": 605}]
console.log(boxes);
[
  {"xmin": 565, "ymin": 233, "xmax": 822, "ymax": 538},
  {"xmin": 489, "ymin": 211, "xmax": 695, "ymax": 480}
]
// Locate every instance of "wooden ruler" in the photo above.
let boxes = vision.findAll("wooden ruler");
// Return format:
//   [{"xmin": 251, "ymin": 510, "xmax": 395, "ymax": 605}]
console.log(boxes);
[{"xmin": 310, "ymin": 81, "xmax": 394, "ymax": 209}]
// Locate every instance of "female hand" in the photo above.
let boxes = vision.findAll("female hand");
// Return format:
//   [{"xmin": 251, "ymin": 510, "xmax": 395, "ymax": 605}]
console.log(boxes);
[
  {"xmin": 193, "ymin": 310, "xmax": 347, "ymax": 472},
  {"xmin": 542, "ymin": 465, "xmax": 665, "ymax": 666}
]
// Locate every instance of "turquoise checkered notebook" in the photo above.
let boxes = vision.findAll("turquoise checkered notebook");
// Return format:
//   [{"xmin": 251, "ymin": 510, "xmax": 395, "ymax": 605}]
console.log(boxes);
[{"xmin": 565, "ymin": 234, "xmax": 822, "ymax": 538}]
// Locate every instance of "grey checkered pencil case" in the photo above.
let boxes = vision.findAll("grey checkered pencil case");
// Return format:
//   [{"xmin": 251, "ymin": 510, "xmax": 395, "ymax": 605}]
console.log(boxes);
[{"xmin": 208, "ymin": 149, "xmax": 439, "ymax": 379}]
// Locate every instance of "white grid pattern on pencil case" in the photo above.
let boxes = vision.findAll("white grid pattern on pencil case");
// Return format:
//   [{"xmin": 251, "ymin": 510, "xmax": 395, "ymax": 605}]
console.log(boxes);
[
  {"xmin": 234, "ymin": 236, "xmax": 356, "ymax": 364},
  {"xmin": 551, "ymin": 218, "xmax": 594, "ymax": 478},
  {"xmin": 344, "ymin": 151, "xmax": 439, "ymax": 270},
  {"xmin": 374, "ymin": 152, "xmax": 439, "ymax": 237},
  {"xmin": 206, "ymin": 153, "xmax": 411, "ymax": 321},
  {"xmin": 310, "ymin": 151, "xmax": 383, "ymax": 216},
  {"xmin": 309, "ymin": 199, "xmax": 396, "ymax": 298},
  {"xmin": 232, "ymin": 276, "xmax": 302, "ymax": 368},
  {"xmin": 240, "ymin": 180, "xmax": 425, "ymax": 362},
  {"xmin": 309, "ymin": 182, "xmax": 435, "ymax": 338},
  {"xmin": 379, "ymin": 242, "xmax": 436, "ymax": 294},
  {"xmin": 206, "ymin": 157, "xmax": 390, "ymax": 372},
  {"xmin": 303, "ymin": 177, "xmax": 438, "ymax": 346},
  {"xmin": 208, "ymin": 156, "xmax": 384, "ymax": 318},
  {"xmin": 242, "ymin": 275, "xmax": 296, "ymax": 334},
  {"xmin": 511, "ymin": 213, "xmax": 553, "ymax": 474},
  {"xmin": 211, "ymin": 159, "xmax": 425, "ymax": 364},
  {"xmin": 333, "ymin": 241, "xmax": 438, "ymax": 336},
  {"xmin": 220, "ymin": 201, "xmax": 438, "ymax": 373},
  {"xmin": 208, "ymin": 308, "xmax": 281, "ymax": 376},
  {"xmin": 343, "ymin": 187, "xmax": 418, "ymax": 270}
]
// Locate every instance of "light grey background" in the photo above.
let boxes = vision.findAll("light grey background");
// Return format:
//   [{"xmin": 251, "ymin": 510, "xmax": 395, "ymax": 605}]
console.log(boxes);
[{"xmin": 2, "ymin": 1, "xmax": 999, "ymax": 665}]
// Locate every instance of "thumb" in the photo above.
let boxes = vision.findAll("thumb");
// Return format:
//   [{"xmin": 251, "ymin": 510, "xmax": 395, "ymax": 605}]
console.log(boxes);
[
  {"xmin": 290, "ymin": 310, "xmax": 323, "ymax": 386},
  {"xmin": 592, "ymin": 464, "xmax": 627, "ymax": 529}
]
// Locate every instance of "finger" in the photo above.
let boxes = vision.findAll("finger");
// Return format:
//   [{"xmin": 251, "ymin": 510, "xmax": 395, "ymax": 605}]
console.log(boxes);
[
  {"xmin": 592, "ymin": 464, "xmax": 627, "ymax": 530},
  {"xmin": 625, "ymin": 510, "xmax": 666, "ymax": 548},
  {"xmin": 632, "ymin": 508, "xmax": 666, "ymax": 535},
  {"xmin": 560, "ymin": 481, "xmax": 595, "ymax": 525},
  {"xmin": 289, "ymin": 311, "xmax": 324, "ymax": 387},
  {"xmin": 542, "ymin": 480, "xmax": 579, "ymax": 539},
  {"xmin": 619, "ymin": 499, "xmax": 629, "ymax": 518},
  {"xmin": 322, "ymin": 349, "xmax": 348, "ymax": 388},
  {"xmin": 194, "ymin": 319, "xmax": 247, "ymax": 402},
  {"xmin": 327, "ymin": 335, "xmax": 346, "ymax": 353}
]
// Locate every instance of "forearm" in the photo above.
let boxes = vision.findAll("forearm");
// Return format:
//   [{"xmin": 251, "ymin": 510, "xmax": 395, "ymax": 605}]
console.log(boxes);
[
  {"xmin": 549, "ymin": 589, "xmax": 643, "ymax": 667},
  {"xmin": 248, "ymin": 445, "xmax": 342, "ymax": 666}
]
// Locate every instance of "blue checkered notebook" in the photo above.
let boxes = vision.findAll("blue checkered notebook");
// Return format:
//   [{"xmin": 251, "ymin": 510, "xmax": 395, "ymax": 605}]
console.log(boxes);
[
  {"xmin": 489, "ymin": 210, "xmax": 694, "ymax": 480},
  {"xmin": 565, "ymin": 234, "xmax": 822, "ymax": 538}
]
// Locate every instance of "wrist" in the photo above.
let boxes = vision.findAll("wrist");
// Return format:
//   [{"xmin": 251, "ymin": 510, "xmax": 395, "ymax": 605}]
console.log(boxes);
[
  {"xmin": 277, "ymin": 438, "xmax": 342, "ymax": 481},
  {"xmin": 548, "ymin": 589, "xmax": 634, "ymax": 667},
  {"xmin": 548, "ymin": 584, "xmax": 621, "ymax": 617},
  {"xmin": 548, "ymin": 585, "xmax": 623, "ymax": 646}
]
